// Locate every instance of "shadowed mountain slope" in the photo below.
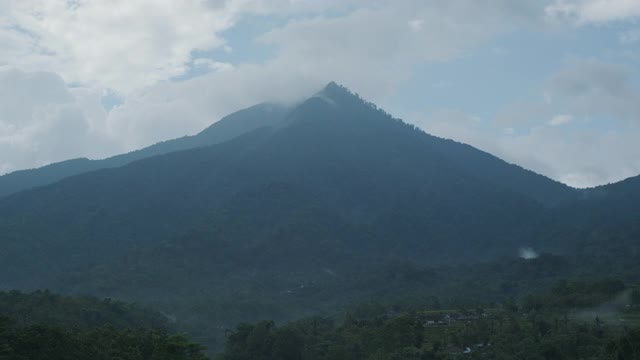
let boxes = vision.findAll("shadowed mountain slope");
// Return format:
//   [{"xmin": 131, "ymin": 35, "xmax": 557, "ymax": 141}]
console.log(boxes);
[{"xmin": 0, "ymin": 83, "xmax": 574, "ymax": 290}]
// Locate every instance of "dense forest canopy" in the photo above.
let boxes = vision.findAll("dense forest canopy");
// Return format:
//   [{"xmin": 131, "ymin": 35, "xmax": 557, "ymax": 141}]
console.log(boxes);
[{"xmin": 3, "ymin": 281, "xmax": 640, "ymax": 359}]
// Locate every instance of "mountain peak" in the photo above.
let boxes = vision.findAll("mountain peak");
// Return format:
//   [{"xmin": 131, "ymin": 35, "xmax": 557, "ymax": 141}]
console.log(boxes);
[
  {"xmin": 310, "ymin": 82, "xmax": 370, "ymax": 110},
  {"xmin": 320, "ymin": 81, "xmax": 353, "ymax": 98},
  {"xmin": 323, "ymin": 81, "xmax": 343, "ymax": 91}
]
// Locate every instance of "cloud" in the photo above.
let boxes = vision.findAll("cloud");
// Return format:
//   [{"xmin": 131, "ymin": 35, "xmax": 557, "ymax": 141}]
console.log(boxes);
[
  {"xmin": 519, "ymin": 247, "xmax": 539, "ymax": 260},
  {"xmin": 84, "ymin": 0, "xmax": 548, "ymax": 152},
  {"xmin": 5, "ymin": 0, "xmax": 540, "ymax": 169},
  {"xmin": 408, "ymin": 18, "xmax": 424, "ymax": 32},
  {"xmin": 0, "ymin": 0, "xmax": 240, "ymax": 93},
  {"xmin": 549, "ymin": 114, "xmax": 573, "ymax": 126},
  {"xmin": 495, "ymin": 100, "xmax": 553, "ymax": 129},
  {"xmin": 500, "ymin": 127, "xmax": 640, "ymax": 188},
  {"xmin": 546, "ymin": 0, "xmax": 640, "ymax": 24},
  {"xmin": 411, "ymin": 108, "xmax": 640, "ymax": 188},
  {"xmin": 0, "ymin": 0, "xmax": 370, "ymax": 93},
  {"xmin": 547, "ymin": 59, "xmax": 640, "ymax": 122},
  {"xmin": 2, "ymin": 0, "xmax": 619, "ymax": 184},
  {"xmin": 0, "ymin": 69, "xmax": 119, "ymax": 174},
  {"xmin": 409, "ymin": 59, "xmax": 640, "ymax": 188},
  {"xmin": 253, "ymin": 0, "xmax": 545, "ymax": 100},
  {"xmin": 192, "ymin": 59, "xmax": 235, "ymax": 72},
  {"xmin": 2, "ymin": 0, "xmax": 638, "ymax": 189},
  {"xmin": 495, "ymin": 59, "xmax": 640, "ymax": 127},
  {"xmin": 619, "ymin": 29, "xmax": 640, "ymax": 44}
]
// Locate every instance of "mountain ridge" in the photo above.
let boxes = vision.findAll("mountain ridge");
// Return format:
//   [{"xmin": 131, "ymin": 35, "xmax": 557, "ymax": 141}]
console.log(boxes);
[
  {"xmin": 0, "ymin": 81, "xmax": 590, "ymax": 207},
  {"xmin": 0, "ymin": 82, "xmax": 570, "ymax": 289},
  {"xmin": 0, "ymin": 102, "xmax": 291, "ymax": 198}
]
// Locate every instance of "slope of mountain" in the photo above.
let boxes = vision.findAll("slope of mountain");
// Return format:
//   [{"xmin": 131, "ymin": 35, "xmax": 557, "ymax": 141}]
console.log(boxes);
[
  {"xmin": 0, "ymin": 290, "xmax": 170, "ymax": 331},
  {"xmin": 0, "ymin": 83, "xmax": 569, "ymax": 289},
  {"xmin": 424, "ymin": 136, "xmax": 576, "ymax": 206},
  {"xmin": 544, "ymin": 174, "xmax": 640, "ymax": 257},
  {"xmin": 1, "ymin": 82, "xmax": 638, "ymax": 351},
  {"xmin": 0, "ymin": 102, "xmax": 290, "ymax": 198}
]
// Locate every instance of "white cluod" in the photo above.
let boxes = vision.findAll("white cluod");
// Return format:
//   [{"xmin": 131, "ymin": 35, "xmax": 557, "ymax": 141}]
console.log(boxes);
[{"xmin": 519, "ymin": 247, "xmax": 539, "ymax": 260}]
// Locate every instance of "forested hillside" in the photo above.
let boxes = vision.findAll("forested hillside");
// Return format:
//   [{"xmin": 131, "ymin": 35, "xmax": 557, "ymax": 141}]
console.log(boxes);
[
  {"xmin": 0, "ymin": 83, "xmax": 639, "ymax": 353},
  {"xmin": 0, "ymin": 291, "xmax": 209, "ymax": 359},
  {"xmin": 0, "ymin": 83, "xmax": 572, "ymax": 289},
  {"xmin": 218, "ymin": 280, "xmax": 640, "ymax": 360}
]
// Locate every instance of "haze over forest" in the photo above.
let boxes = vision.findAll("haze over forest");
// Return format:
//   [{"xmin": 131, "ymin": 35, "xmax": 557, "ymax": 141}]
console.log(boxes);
[{"xmin": 1, "ymin": 1, "xmax": 640, "ymax": 359}]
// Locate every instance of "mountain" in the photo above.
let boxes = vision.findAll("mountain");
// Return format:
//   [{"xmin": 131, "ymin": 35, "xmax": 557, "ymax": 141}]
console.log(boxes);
[
  {"xmin": 0, "ymin": 82, "xmax": 581, "ymax": 293},
  {"xmin": 424, "ymin": 136, "xmax": 576, "ymax": 206},
  {"xmin": 1, "ymin": 82, "xmax": 636, "ymax": 351},
  {"xmin": 545, "ymin": 174, "xmax": 640, "ymax": 257},
  {"xmin": 0, "ymin": 102, "xmax": 291, "ymax": 198}
]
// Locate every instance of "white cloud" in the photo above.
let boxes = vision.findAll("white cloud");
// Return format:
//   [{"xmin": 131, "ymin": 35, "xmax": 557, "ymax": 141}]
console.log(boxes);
[
  {"xmin": 1, "ymin": 0, "xmax": 543, "ymax": 98},
  {"xmin": 0, "ymin": 0, "xmax": 370, "ymax": 94},
  {"xmin": 192, "ymin": 59, "xmax": 235, "ymax": 72},
  {"xmin": 549, "ymin": 114, "xmax": 573, "ymax": 126},
  {"xmin": 408, "ymin": 18, "xmax": 424, "ymax": 32},
  {"xmin": 0, "ymin": 68, "xmax": 119, "ymax": 174},
  {"xmin": 0, "ymin": 0, "xmax": 239, "ymax": 93},
  {"xmin": 546, "ymin": 0, "xmax": 640, "ymax": 24}
]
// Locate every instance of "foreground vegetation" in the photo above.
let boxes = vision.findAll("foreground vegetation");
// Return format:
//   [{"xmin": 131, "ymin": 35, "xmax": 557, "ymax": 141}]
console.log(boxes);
[
  {"xmin": 0, "ymin": 291, "xmax": 208, "ymax": 359},
  {"xmin": 0, "ymin": 320, "xmax": 208, "ymax": 360},
  {"xmin": 2, "ymin": 280, "xmax": 640, "ymax": 359},
  {"xmin": 217, "ymin": 308, "xmax": 640, "ymax": 360},
  {"xmin": 218, "ymin": 280, "xmax": 640, "ymax": 360}
]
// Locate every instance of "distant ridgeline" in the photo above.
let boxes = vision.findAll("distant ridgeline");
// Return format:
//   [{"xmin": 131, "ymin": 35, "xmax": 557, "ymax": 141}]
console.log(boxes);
[
  {"xmin": 0, "ymin": 102, "xmax": 291, "ymax": 198},
  {"xmin": 0, "ymin": 82, "xmax": 639, "ymax": 352}
]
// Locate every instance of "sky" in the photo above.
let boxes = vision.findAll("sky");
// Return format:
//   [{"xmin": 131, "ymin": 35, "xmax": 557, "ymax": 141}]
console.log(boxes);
[{"xmin": 0, "ymin": 0, "xmax": 639, "ymax": 188}]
